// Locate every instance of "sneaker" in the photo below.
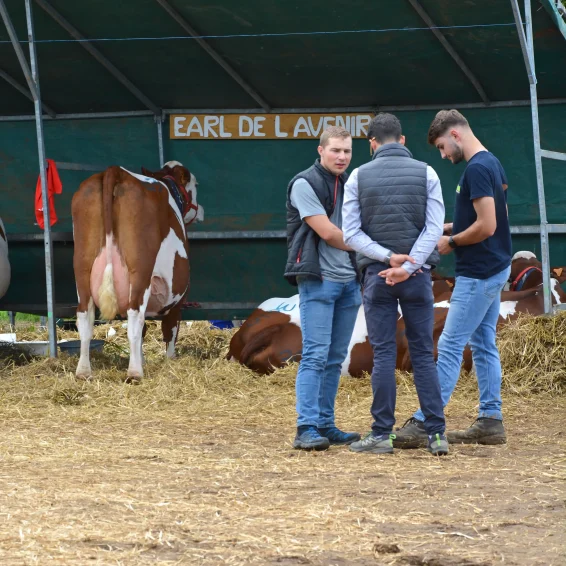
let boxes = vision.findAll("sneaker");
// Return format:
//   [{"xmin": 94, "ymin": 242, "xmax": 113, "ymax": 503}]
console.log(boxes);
[
  {"xmin": 427, "ymin": 433, "xmax": 449, "ymax": 456},
  {"xmin": 392, "ymin": 417, "xmax": 428, "ymax": 449},
  {"xmin": 349, "ymin": 432, "xmax": 395, "ymax": 454},
  {"xmin": 293, "ymin": 426, "xmax": 330, "ymax": 451},
  {"xmin": 447, "ymin": 417, "xmax": 507, "ymax": 445},
  {"xmin": 318, "ymin": 427, "xmax": 361, "ymax": 446}
]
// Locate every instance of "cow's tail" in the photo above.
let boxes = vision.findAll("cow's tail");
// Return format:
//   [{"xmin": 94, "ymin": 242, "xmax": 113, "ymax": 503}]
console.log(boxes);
[{"xmin": 98, "ymin": 166, "xmax": 120, "ymax": 321}]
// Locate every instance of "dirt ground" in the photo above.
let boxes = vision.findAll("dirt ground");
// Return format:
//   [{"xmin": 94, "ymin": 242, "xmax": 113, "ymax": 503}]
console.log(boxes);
[{"xmin": 0, "ymin": 326, "xmax": 564, "ymax": 566}]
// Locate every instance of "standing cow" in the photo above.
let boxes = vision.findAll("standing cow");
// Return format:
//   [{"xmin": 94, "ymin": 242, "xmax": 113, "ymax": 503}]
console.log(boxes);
[{"xmin": 71, "ymin": 161, "xmax": 203, "ymax": 381}]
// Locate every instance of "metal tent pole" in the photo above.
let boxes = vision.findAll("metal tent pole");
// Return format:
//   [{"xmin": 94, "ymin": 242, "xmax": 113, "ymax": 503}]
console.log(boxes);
[
  {"xmin": 524, "ymin": 0, "xmax": 552, "ymax": 313},
  {"xmin": 156, "ymin": 115, "xmax": 164, "ymax": 167},
  {"xmin": 511, "ymin": 0, "xmax": 552, "ymax": 313},
  {"xmin": 25, "ymin": 0, "xmax": 58, "ymax": 354}
]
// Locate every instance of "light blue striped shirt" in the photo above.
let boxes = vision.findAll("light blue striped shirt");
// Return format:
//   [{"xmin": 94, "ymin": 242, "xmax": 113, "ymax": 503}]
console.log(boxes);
[{"xmin": 342, "ymin": 165, "xmax": 445, "ymax": 275}]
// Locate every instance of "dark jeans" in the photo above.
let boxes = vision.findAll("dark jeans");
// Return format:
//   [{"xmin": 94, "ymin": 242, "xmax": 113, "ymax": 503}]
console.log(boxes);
[{"xmin": 363, "ymin": 263, "xmax": 445, "ymax": 435}]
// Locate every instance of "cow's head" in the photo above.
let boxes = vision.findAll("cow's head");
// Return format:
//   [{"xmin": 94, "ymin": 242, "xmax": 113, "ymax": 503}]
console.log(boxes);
[
  {"xmin": 510, "ymin": 250, "xmax": 566, "ymax": 286},
  {"xmin": 141, "ymin": 161, "xmax": 204, "ymax": 225}
]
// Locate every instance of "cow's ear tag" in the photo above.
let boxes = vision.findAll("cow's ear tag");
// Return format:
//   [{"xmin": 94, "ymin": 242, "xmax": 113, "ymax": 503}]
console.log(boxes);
[{"xmin": 553, "ymin": 268, "xmax": 563, "ymax": 277}]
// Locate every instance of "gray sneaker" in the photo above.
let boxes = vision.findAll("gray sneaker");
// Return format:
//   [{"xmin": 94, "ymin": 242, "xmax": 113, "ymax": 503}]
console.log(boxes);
[
  {"xmin": 427, "ymin": 433, "xmax": 449, "ymax": 456},
  {"xmin": 349, "ymin": 432, "xmax": 395, "ymax": 454},
  {"xmin": 393, "ymin": 417, "xmax": 428, "ymax": 449},
  {"xmin": 447, "ymin": 417, "xmax": 506, "ymax": 445}
]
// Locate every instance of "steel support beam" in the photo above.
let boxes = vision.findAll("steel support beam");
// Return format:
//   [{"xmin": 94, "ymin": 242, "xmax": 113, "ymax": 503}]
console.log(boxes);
[
  {"xmin": 34, "ymin": 0, "xmax": 161, "ymax": 115},
  {"xmin": 407, "ymin": 0, "xmax": 490, "ymax": 104},
  {"xmin": 25, "ymin": 0, "xmax": 57, "ymax": 356},
  {"xmin": 0, "ymin": 0, "xmax": 39, "ymax": 101},
  {"xmin": 541, "ymin": 149, "xmax": 566, "ymax": 161},
  {"xmin": 510, "ymin": 224, "xmax": 566, "ymax": 234},
  {"xmin": 510, "ymin": 0, "xmax": 536, "ymax": 83},
  {"xmin": 1, "ymin": 98, "xmax": 566, "ymax": 122},
  {"xmin": 156, "ymin": 115, "xmax": 164, "ymax": 167},
  {"xmin": 512, "ymin": 0, "xmax": 552, "ymax": 313},
  {"xmin": 163, "ymin": 98, "xmax": 566, "ymax": 115},
  {"xmin": 0, "ymin": 67, "xmax": 56, "ymax": 117},
  {"xmin": 154, "ymin": 0, "xmax": 271, "ymax": 112}
]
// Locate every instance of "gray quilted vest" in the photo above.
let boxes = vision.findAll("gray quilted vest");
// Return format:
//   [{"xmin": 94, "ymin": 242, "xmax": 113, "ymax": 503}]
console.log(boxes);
[{"xmin": 356, "ymin": 143, "xmax": 440, "ymax": 273}]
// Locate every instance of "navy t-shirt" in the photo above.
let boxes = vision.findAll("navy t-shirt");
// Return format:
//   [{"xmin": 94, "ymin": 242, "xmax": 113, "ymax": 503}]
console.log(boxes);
[{"xmin": 452, "ymin": 151, "xmax": 512, "ymax": 279}]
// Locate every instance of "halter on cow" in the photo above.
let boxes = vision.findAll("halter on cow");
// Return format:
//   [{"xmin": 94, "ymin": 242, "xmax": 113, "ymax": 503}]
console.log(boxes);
[{"xmin": 71, "ymin": 161, "xmax": 203, "ymax": 381}]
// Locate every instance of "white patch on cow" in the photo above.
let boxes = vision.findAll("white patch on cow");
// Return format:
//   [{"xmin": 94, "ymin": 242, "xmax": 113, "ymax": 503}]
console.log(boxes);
[
  {"xmin": 120, "ymin": 167, "xmax": 184, "ymax": 230},
  {"xmin": 127, "ymin": 286, "xmax": 151, "ymax": 379},
  {"xmin": 183, "ymin": 172, "xmax": 204, "ymax": 224},
  {"xmin": 341, "ymin": 305, "xmax": 368, "ymax": 376},
  {"xmin": 166, "ymin": 326, "xmax": 178, "ymax": 358},
  {"xmin": 434, "ymin": 300, "xmax": 451, "ymax": 309},
  {"xmin": 164, "ymin": 160, "xmax": 183, "ymax": 169},
  {"xmin": 76, "ymin": 297, "xmax": 95, "ymax": 378},
  {"xmin": 499, "ymin": 301, "xmax": 518, "ymax": 319},
  {"xmin": 257, "ymin": 294, "xmax": 301, "ymax": 326},
  {"xmin": 551, "ymin": 278, "xmax": 563, "ymax": 305},
  {"xmin": 512, "ymin": 250, "xmax": 536, "ymax": 261},
  {"xmin": 146, "ymin": 227, "xmax": 188, "ymax": 317}
]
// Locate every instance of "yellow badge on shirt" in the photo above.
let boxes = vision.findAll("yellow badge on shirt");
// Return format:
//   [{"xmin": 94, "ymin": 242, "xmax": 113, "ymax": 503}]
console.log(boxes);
[{"xmin": 456, "ymin": 184, "xmax": 461, "ymax": 194}]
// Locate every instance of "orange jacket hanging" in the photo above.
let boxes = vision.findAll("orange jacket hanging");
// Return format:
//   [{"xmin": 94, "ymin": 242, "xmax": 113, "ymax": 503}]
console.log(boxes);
[{"xmin": 35, "ymin": 159, "xmax": 62, "ymax": 229}]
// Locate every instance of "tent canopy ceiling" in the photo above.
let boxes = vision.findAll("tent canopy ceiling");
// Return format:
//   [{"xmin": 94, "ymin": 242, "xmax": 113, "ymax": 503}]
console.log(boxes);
[{"xmin": 0, "ymin": 0, "xmax": 565, "ymax": 116}]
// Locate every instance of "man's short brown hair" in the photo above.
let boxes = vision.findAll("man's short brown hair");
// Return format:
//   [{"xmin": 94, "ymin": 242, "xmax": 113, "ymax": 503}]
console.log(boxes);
[
  {"xmin": 427, "ymin": 109, "xmax": 469, "ymax": 145},
  {"xmin": 320, "ymin": 126, "xmax": 351, "ymax": 147}
]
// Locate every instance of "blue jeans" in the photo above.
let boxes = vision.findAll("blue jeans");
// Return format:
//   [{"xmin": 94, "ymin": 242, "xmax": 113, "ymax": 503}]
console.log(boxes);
[
  {"xmin": 414, "ymin": 265, "xmax": 511, "ymax": 423},
  {"xmin": 296, "ymin": 278, "xmax": 362, "ymax": 428},
  {"xmin": 364, "ymin": 263, "xmax": 445, "ymax": 435}
]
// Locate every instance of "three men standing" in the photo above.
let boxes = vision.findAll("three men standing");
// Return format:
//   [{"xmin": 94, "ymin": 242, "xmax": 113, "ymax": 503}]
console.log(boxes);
[{"xmin": 284, "ymin": 110, "xmax": 511, "ymax": 454}]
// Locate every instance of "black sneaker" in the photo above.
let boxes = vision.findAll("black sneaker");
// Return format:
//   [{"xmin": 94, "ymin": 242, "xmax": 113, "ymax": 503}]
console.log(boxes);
[
  {"xmin": 349, "ymin": 432, "xmax": 395, "ymax": 454},
  {"xmin": 447, "ymin": 417, "xmax": 507, "ymax": 445},
  {"xmin": 427, "ymin": 433, "xmax": 449, "ymax": 456},
  {"xmin": 293, "ymin": 426, "xmax": 330, "ymax": 451},
  {"xmin": 393, "ymin": 417, "xmax": 428, "ymax": 449},
  {"xmin": 318, "ymin": 426, "xmax": 361, "ymax": 446}
]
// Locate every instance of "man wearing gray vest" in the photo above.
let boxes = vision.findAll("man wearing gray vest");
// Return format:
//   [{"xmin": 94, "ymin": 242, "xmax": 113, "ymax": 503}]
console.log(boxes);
[
  {"xmin": 343, "ymin": 113, "xmax": 448, "ymax": 456},
  {"xmin": 284, "ymin": 126, "xmax": 362, "ymax": 451}
]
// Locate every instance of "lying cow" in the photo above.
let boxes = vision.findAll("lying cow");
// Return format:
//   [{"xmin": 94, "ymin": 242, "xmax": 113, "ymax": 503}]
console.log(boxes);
[
  {"xmin": 228, "ymin": 251, "xmax": 566, "ymax": 376},
  {"xmin": 72, "ymin": 161, "xmax": 203, "ymax": 381},
  {"xmin": 227, "ymin": 280, "xmax": 462, "ymax": 377}
]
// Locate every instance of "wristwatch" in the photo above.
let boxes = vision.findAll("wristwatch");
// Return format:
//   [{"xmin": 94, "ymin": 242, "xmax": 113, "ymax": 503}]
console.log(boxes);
[
  {"xmin": 448, "ymin": 236, "xmax": 458, "ymax": 249},
  {"xmin": 384, "ymin": 250, "xmax": 393, "ymax": 266}
]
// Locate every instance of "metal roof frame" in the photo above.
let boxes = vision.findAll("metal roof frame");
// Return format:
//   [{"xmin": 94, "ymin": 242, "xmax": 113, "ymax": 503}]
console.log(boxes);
[
  {"xmin": 34, "ymin": 0, "xmax": 161, "ymax": 115},
  {"xmin": 154, "ymin": 0, "xmax": 271, "ymax": 112},
  {"xmin": 407, "ymin": 0, "xmax": 490, "ymax": 104}
]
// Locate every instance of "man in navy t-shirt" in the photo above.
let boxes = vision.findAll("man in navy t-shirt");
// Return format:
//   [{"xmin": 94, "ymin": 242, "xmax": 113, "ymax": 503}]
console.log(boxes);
[{"xmin": 395, "ymin": 109, "xmax": 512, "ymax": 448}]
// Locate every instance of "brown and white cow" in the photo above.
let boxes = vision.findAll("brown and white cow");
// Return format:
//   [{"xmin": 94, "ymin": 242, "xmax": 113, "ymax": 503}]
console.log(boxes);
[
  {"xmin": 227, "ymin": 280, "xmax": 459, "ymax": 377},
  {"xmin": 71, "ymin": 161, "xmax": 202, "ymax": 381},
  {"xmin": 228, "ymin": 251, "xmax": 566, "ymax": 376},
  {"xmin": 0, "ymin": 218, "xmax": 10, "ymax": 300}
]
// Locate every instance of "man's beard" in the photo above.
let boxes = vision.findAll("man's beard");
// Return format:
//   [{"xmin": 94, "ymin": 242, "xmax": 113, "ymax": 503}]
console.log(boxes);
[{"xmin": 450, "ymin": 143, "xmax": 464, "ymax": 164}]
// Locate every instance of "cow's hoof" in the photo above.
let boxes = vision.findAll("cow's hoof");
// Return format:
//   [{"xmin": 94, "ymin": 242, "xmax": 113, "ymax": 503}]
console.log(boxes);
[
  {"xmin": 125, "ymin": 373, "xmax": 142, "ymax": 385},
  {"xmin": 75, "ymin": 372, "xmax": 92, "ymax": 381}
]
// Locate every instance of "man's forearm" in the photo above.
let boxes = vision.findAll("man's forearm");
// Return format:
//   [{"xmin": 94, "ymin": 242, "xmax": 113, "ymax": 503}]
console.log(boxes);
[
  {"xmin": 325, "ymin": 228, "xmax": 352, "ymax": 251},
  {"xmin": 453, "ymin": 220, "xmax": 495, "ymax": 246}
]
